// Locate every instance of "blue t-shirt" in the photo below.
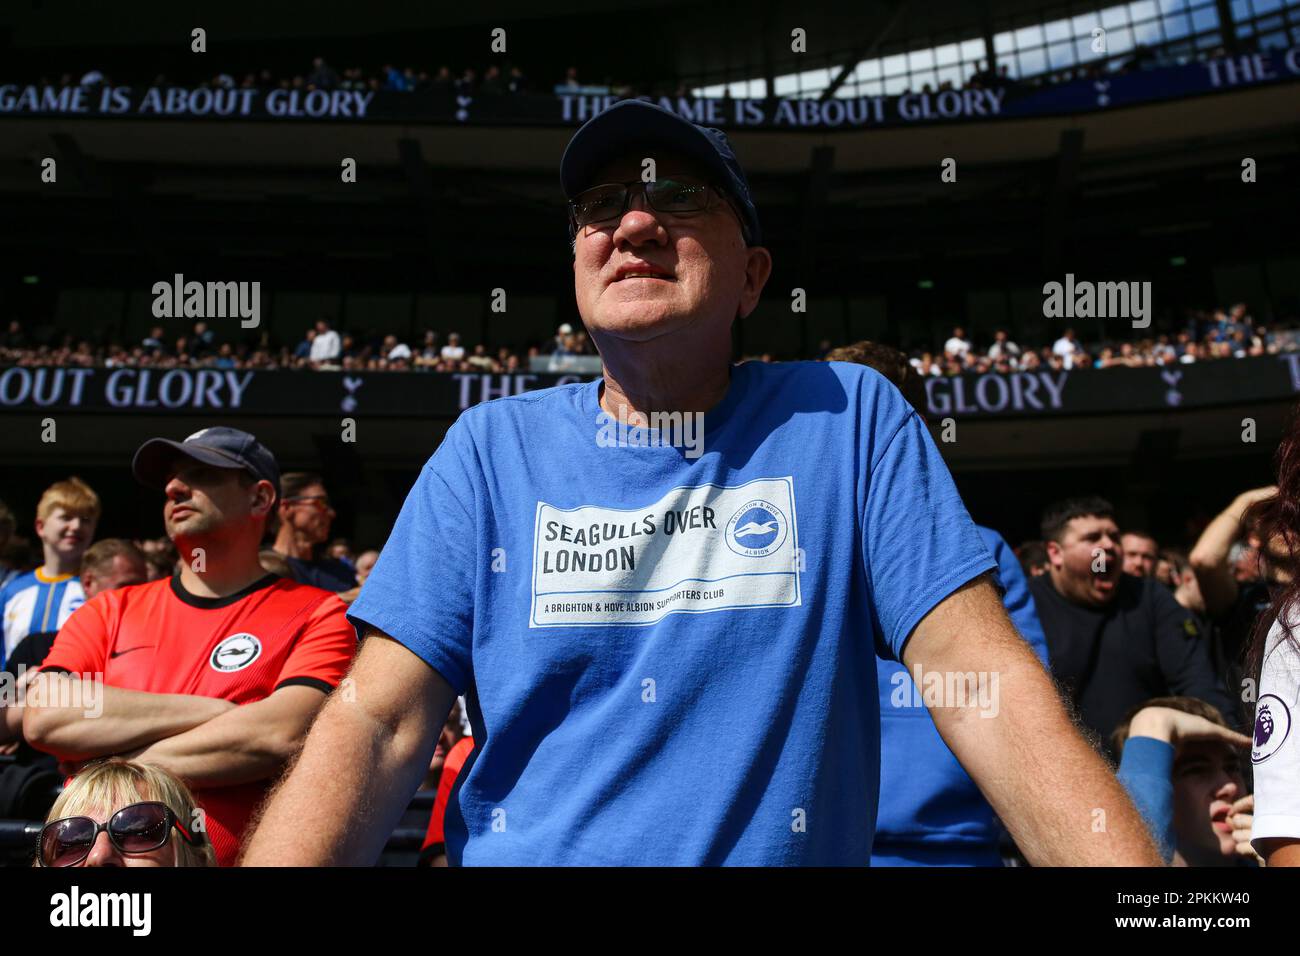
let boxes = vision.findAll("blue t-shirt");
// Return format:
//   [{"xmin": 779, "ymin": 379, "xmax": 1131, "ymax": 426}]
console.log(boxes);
[
  {"xmin": 348, "ymin": 360, "xmax": 995, "ymax": 865},
  {"xmin": 873, "ymin": 526, "xmax": 1050, "ymax": 865}
]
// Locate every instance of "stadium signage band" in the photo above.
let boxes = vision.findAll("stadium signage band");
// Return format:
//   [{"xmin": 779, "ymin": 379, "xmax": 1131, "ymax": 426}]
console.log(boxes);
[
  {"xmin": 3, "ymin": 47, "xmax": 1298, "ymax": 130},
  {"xmin": 4, "ymin": 357, "xmax": 1300, "ymax": 419}
]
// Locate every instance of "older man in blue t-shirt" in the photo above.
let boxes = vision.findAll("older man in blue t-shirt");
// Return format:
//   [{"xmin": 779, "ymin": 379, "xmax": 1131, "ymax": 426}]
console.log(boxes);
[{"xmin": 243, "ymin": 100, "xmax": 1160, "ymax": 867}]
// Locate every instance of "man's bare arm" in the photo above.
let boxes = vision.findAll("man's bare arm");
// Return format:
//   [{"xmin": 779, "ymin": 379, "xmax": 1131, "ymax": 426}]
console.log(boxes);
[
  {"xmin": 127, "ymin": 685, "xmax": 330, "ymax": 788},
  {"xmin": 240, "ymin": 631, "xmax": 455, "ymax": 866},
  {"xmin": 1189, "ymin": 487, "xmax": 1275, "ymax": 619},
  {"xmin": 22, "ymin": 672, "xmax": 234, "ymax": 762},
  {"xmin": 904, "ymin": 574, "xmax": 1162, "ymax": 866}
]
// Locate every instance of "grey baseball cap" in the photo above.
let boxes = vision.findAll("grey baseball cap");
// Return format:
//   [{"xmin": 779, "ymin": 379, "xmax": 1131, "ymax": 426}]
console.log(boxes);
[{"xmin": 132, "ymin": 426, "xmax": 281, "ymax": 501}]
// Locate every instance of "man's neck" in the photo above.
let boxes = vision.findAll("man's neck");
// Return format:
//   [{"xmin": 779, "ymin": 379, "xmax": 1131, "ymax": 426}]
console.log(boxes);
[
  {"xmin": 175, "ymin": 548, "xmax": 269, "ymax": 599},
  {"xmin": 273, "ymin": 526, "xmax": 316, "ymax": 561},
  {"xmin": 595, "ymin": 330, "xmax": 734, "ymax": 421}
]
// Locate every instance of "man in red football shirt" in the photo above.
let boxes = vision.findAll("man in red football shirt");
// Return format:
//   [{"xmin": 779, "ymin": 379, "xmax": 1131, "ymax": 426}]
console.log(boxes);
[
  {"xmin": 23, "ymin": 427, "xmax": 356, "ymax": 866},
  {"xmin": 417, "ymin": 703, "xmax": 474, "ymax": 867}
]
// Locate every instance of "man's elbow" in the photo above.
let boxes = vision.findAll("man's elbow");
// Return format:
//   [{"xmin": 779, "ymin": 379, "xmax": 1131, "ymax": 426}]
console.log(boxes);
[
  {"xmin": 262, "ymin": 696, "xmax": 333, "ymax": 766},
  {"xmin": 266, "ymin": 723, "xmax": 311, "ymax": 766},
  {"xmin": 21, "ymin": 706, "xmax": 73, "ymax": 758}
]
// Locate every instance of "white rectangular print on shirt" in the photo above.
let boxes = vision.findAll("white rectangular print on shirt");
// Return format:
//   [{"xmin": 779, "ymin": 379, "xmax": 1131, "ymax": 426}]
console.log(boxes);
[{"xmin": 530, "ymin": 476, "xmax": 801, "ymax": 627}]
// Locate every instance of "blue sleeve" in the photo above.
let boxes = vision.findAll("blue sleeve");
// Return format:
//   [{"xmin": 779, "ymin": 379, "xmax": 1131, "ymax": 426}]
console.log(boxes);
[
  {"xmin": 863, "ymin": 408, "xmax": 997, "ymax": 662},
  {"xmin": 1116, "ymin": 736, "xmax": 1176, "ymax": 863},
  {"xmin": 979, "ymin": 527, "xmax": 1050, "ymax": 666},
  {"xmin": 346, "ymin": 418, "xmax": 479, "ymax": 694},
  {"xmin": 0, "ymin": 579, "xmax": 16, "ymax": 671}
]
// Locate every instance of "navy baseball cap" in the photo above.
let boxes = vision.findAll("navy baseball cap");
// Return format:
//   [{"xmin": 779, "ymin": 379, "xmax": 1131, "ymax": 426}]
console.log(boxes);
[
  {"xmin": 560, "ymin": 99, "xmax": 762, "ymax": 246},
  {"xmin": 132, "ymin": 426, "xmax": 281, "ymax": 501}
]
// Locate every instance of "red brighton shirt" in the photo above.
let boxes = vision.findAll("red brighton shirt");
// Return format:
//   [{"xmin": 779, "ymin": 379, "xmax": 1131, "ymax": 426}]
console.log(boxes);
[{"xmin": 41, "ymin": 573, "xmax": 357, "ymax": 866}]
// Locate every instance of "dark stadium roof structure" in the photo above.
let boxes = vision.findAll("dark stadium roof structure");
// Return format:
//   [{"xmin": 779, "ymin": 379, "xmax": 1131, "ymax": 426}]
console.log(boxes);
[{"xmin": 0, "ymin": 0, "xmax": 1230, "ymax": 92}]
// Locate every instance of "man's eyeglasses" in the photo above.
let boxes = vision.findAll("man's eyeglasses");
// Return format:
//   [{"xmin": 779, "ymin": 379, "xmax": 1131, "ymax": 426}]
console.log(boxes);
[
  {"xmin": 284, "ymin": 495, "xmax": 333, "ymax": 512},
  {"xmin": 38, "ymin": 801, "xmax": 205, "ymax": 867},
  {"xmin": 568, "ymin": 175, "xmax": 748, "ymax": 242}
]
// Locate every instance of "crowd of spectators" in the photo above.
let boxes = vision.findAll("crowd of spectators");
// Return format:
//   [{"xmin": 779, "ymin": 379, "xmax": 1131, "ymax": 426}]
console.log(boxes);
[
  {"xmin": 0, "ymin": 335, "xmax": 1290, "ymax": 867},
  {"xmin": 0, "ymin": 316, "xmax": 598, "ymax": 375},
  {"xmin": 38, "ymin": 59, "xmax": 529, "ymax": 97},
  {"xmin": 32, "ymin": 61, "xmax": 687, "ymax": 100},
  {"xmin": 0, "ymin": 438, "xmax": 464, "ymax": 868},
  {"xmin": 1, "ymin": 402, "xmax": 1277, "ymax": 867},
  {"xmin": 29, "ymin": 33, "xmax": 1247, "ymax": 107},
  {"xmin": 1, "ymin": 301, "xmax": 1290, "ymax": 378},
  {"xmin": 897, "ymin": 303, "xmax": 1296, "ymax": 378}
]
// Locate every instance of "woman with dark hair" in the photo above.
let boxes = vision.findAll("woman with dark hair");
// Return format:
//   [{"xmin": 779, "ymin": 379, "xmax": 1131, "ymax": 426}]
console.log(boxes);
[{"xmin": 1245, "ymin": 413, "xmax": 1300, "ymax": 865}]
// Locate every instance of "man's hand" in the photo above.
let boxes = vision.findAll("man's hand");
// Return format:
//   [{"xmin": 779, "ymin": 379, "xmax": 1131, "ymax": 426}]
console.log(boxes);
[
  {"xmin": 22, "ymin": 672, "xmax": 235, "ymax": 762},
  {"xmin": 903, "ymin": 574, "xmax": 1163, "ymax": 866},
  {"xmin": 1127, "ymin": 706, "xmax": 1251, "ymax": 750},
  {"xmin": 1189, "ymin": 486, "xmax": 1277, "ymax": 618},
  {"xmin": 119, "ymin": 685, "xmax": 328, "ymax": 788},
  {"xmin": 240, "ymin": 631, "xmax": 456, "ymax": 866},
  {"xmin": 1228, "ymin": 794, "xmax": 1263, "ymax": 865},
  {"xmin": 1, "ymin": 664, "xmax": 44, "ymax": 746},
  {"xmin": 1235, "ymin": 485, "xmax": 1280, "ymax": 512}
]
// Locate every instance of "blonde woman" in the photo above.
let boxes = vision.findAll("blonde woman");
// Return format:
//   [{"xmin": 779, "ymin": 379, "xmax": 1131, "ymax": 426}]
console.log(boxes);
[{"xmin": 36, "ymin": 758, "xmax": 213, "ymax": 867}]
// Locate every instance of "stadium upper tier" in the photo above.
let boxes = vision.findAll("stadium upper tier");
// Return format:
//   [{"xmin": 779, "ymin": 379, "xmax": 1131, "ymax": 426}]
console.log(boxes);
[{"xmin": 2, "ymin": 0, "xmax": 1298, "ymax": 104}]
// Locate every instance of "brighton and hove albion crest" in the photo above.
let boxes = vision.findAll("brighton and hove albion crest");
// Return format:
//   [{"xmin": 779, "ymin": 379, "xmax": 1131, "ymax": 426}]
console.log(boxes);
[
  {"xmin": 209, "ymin": 633, "xmax": 263, "ymax": 673},
  {"xmin": 725, "ymin": 500, "xmax": 788, "ymax": 557}
]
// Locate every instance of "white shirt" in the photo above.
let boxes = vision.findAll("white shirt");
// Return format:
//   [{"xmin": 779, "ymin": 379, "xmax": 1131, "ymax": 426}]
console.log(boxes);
[
  {"xmin": 387, "ymin": 343, "xmax": 412, "ymax": 361},
  {"xmin": 1252, "ymin": 610, "xmax": 1300, "ymax": 850},
  {"xmin": 441, "ymin": 344, "xmax": 465, "ymax": 362},
  {"xmin": 1052, "ymin": 336, "xmax": 1078, "ymax": 369},
  {"xmin": 943, "ymin": 336, "xmax": 970, "ymax": 357},
  {"xmin": 309, "ymin": 330, "xmax": 341, "ymax": 362}
]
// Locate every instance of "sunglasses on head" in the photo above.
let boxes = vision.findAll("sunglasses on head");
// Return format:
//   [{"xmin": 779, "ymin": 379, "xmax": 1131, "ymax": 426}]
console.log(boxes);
[
  {"xmin": 568, "ymin": 174, "xmax": 748, "ymax": 242},
  {"xmin": 38, "ymin": 801, "xmax": 205, "ymax": 867}
]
